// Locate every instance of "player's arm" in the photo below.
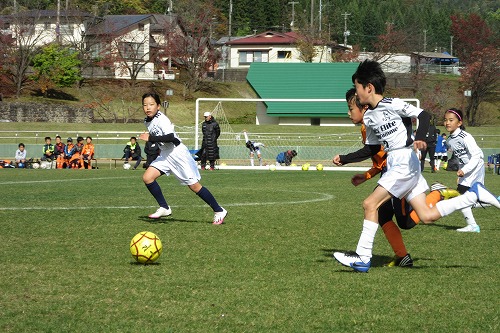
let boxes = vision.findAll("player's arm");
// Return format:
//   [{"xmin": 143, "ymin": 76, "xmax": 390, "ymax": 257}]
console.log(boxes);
[
  {"xmin": 459, "ymin": 136, "xmax": 483, "ymax": 175},
  {"xmin": 148, "ymin": 133, "xmax": 181, "ymax": 146},
  {"xmin": 413, "ymin": 110, "xmax": 431, "ymax": 151},
  {"xmin": 339, "ymin": 144, "xmax": 382, "ymax": 165}
]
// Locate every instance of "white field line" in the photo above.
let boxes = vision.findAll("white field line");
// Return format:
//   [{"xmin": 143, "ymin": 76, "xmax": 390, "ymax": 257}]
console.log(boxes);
[{"xmin": 0, "ymin": 191, "xmax": 335, "ymax": 211}]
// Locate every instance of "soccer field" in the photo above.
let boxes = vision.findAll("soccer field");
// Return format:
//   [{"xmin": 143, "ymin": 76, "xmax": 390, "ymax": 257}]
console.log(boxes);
[{"xmin": 1, "ymin": 168, "xmax": 499, "ymax": 332}]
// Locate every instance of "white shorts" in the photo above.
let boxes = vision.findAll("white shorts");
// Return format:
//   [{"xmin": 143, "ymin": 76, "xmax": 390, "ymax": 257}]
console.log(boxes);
[
  {"xmin": 150, "ymin": 144, "xmax": 201, "ymax": 186},
  {"xmin": 378, "ymin": 148, "xmax": 429, "ymax": 201},
  {"xmin": 458, "ymin": 163, "xmax": 485, "ymax": 188}
]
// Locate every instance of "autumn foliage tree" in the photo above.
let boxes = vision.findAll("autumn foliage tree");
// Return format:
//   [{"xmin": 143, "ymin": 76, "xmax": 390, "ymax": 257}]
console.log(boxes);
[{"xmin": 451, "ymin": 13, "xmax": 499, "ymax": 125}]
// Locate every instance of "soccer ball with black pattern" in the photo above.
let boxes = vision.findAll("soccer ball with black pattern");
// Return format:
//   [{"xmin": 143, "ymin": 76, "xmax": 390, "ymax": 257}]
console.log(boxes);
[{"xmin": 130, "ymin": 231, "xmax": 163, "ymax": 264}]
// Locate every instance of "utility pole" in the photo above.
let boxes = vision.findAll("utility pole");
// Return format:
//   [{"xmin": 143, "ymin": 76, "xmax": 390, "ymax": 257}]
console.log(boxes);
[
  {"xmin": 342, "ymin": 12, "xmax": 351, "ymax": 47},
  {"xmin": 310, "ymin": 0, "xmax": 314, "ymax": 33},
  {"xmin": 423, "ymin": 29, "xmax": 427, "ymax": 52},
  {"xmin": 56, "ymin": 0, "xmax": 61, "ymax": 44},
  {"xmin": 288, "ymin": 1, "xmax": 299, "ymax": 29},
  {"xmin": 228, "ymin": 0, "xmax": 233, "ymax": 39},
  {"xmin": 318, "ymin": 0, "xmax": 322, "ymax": 33},
  {"xmin": 450, "ymin": 35, "xmax": 454, "ymax": 56}
]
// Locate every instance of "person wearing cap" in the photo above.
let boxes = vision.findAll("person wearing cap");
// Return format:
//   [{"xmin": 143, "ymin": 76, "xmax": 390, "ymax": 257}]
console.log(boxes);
[
  {"xmin": 63, "ymin": 137, "xmax": 75, "ymax": 168},
  {"xmin": 54, "ymin": 135, "xmax": 66, "ymax": 169},
  {"xmin": 200, "ymin": 111, "xmax": 220, "ymax": 170}
]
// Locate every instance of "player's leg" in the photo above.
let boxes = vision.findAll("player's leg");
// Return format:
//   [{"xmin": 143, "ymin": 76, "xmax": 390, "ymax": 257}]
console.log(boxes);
[
  {"xmin": 379, "ymin": 198, "xmax": 413, "ymax": 267},
  {"xmin": 250, "ymin": 151, "xmax": 254, "ymax": 166},
  {"xmin": 133, "ymin": 156, "xmax": 142, "ymax": 170},
  {"xmin": 143, "ymin": 165, "xmax": 171, "ymax": 218},
  {"xmin": 455, "ymin": 184, "xmax": 480, "ymax": 233},
  {"xmin": 333, "ymin": 186, "xmax": 392, "ymax": 272}
]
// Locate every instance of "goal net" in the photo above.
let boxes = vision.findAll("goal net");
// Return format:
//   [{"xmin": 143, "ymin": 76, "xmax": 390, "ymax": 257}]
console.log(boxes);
[{"xmin": 175, "ymin": 97, "xmax": 420, "ymax": 167}]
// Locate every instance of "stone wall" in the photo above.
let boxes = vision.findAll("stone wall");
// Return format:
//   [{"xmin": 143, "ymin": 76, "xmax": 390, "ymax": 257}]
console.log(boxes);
[{"xmin": 0, "ymin": 102, "xmax": 94, "ymax": 123}]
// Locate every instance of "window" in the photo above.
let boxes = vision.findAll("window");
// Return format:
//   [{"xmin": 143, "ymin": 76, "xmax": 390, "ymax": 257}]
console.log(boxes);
[
  {"xmin": 138, "ymin": 23, "xmax": 144, "ymax": 31},
  {"xmin": 238, "ymin": 50, "xmax": 269, "ymax": 65},
  {"xmin": 277, "ymin": 51, "xmax": 291, "ymax": 59},
  {"xmin": 60, "ymin": 24, "xmax": 73, "ymax": 36},
  {"xmin": 119, "ymin": 42, "xmax": 144, "ymax": 59}
]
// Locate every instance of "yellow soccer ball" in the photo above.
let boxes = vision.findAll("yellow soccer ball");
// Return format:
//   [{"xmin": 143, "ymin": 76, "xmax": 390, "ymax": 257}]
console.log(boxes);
[
  {"xmin": 130, "ymin": 231, "xmax": 163, "ymax": 264},
  {"xmin": 269, "ymin": 164, "xmax": 276, "ymax": 171},
  {"xmin": 302, "ymin": 163, "xmax": 310, "ymax": 171},
  {"xmin": 316, "ymin": 163, "xmax": 324, "ymax": 171}
]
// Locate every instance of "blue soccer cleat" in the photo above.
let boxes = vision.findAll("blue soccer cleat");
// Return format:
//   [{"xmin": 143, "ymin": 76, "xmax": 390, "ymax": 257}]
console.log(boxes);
[
  {"xmin": 468, "ymin": 183, "xmax": 500, "ymax": 209},
  {"xmin": 333, "ymin": 252, "xmax": 371, "ymax": 272}
]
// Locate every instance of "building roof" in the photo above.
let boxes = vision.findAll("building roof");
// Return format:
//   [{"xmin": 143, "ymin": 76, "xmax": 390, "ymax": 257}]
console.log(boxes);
[
  {"xmin": 226, "ymin": 31, "xmax": 300, "ymax": 46},
  {"xmin": 87, "ymin": 15, "xmax": 156, "ymax": 35},
  {"xmin": 411, "ymin": 52, "xmax": 458, "ymax": 60},
  {"xmin": 246, "ymin": 63, "xmax": 359, "ymax": 117}
]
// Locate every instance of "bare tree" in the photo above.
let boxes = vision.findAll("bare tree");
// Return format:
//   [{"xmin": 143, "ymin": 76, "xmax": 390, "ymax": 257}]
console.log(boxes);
[
  {"xmin": 161, "ymin": 1, "xmax": 221, "ymax": 98},
  {"xmin": 0, "ymin": 10, "xmax": 48, "ymax": 97}
]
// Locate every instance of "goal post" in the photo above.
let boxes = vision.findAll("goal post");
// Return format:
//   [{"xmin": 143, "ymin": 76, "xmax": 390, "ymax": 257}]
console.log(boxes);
[{"xmin": 191, "ymin": 97, "xmax": 420, "ymax": 167}]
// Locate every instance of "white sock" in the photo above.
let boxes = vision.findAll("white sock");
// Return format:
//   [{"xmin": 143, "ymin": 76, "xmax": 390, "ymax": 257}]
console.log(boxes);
[
  {"xmin": 250, "ymin": 158, "xmax": 254, "ymax": 166},
  {"xmin": 355, "ymin": 220, "xmax": 378, "ymax": 263},
  {"xmin": 436, "ymin": 192, "xmax": 476, "ymax": 217},
  {"xmin": 461, "ymin": 207, "xmax": 478, "ymax": 226},
  {"xmin": 258, "ymin": 157, "xmax": 262, "ymax": 166},
  {"xmin": 436, "ymin": 159, "xmax": 441, "ymax": 170}
]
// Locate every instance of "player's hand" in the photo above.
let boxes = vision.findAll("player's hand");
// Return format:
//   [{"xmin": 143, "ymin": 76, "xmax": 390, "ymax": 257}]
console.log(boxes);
[
  {"xmin": 139, "ymin": 132, "xmax": 149, "ymax": 141},
  {"xmin": 457, "ymin": 169, "xmax": 464, "ymax": 177},
  {"xmin": 332, "ymin": 155, "xmax": 342, "ymax": 166},
  {"xmin": 351, "ymin": 174, "xmax": 366, "ymax": 186},
  {"xmin": 413, "ymin": 140, "xmax": 427, "ymax": 151}
]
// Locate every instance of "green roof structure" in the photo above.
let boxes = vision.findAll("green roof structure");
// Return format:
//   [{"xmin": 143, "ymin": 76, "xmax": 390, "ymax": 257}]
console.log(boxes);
[{"xmin": 246, "ymin": 62, "xmax": 359, "ymax": 118}]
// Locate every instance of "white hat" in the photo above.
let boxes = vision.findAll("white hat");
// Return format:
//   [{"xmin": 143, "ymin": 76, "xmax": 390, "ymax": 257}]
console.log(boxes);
[{"xmin": 203, "ymin": 112, "xmax": 211, "ymax": 117}]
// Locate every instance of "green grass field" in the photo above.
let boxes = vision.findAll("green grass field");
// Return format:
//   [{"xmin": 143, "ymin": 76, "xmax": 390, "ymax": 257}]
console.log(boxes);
[{"xmin": 1, "ymin": 168, "xmax": 499, "ymax": 332}]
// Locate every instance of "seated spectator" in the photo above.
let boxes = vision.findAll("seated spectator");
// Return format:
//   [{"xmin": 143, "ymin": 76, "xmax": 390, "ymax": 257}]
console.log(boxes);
[
  {"xmin": 15, "ymin": 143, "xmax": 27, "ymax": 168},
  {"xmin": 54, "ymin": 135, "xmax": 66, "ymax": 169},
  {"xmin": 68, "ymin": 136, "xmax": 85, "ymax": 169},
  {"xmin": 123, "ymin": 136, "xmax": 142, "ymax": 170},
  {"xmin": 82, "ymin": 136, "xmax": 95, "ymax": 169},
  {"xmin": 63, "ymin": 137, "xmax": 75, "ymax": 169},
  {"xmin": 143, "ymin": 141, "xmax": 160, "ymax": 169},
  {"xmin": 276, "ymin": 150, "xmax": 297, "ymax": 166},
  {"xmin": 41, "ymin": 136, "xmax": 55, "ymax": 161}
]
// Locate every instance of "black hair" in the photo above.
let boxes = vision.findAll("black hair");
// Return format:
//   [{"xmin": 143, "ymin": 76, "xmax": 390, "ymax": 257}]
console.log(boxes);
[
  {"xmin": 445, "ymin": 107, "xmax": 466, "ymax": 130},
  {"xmin": 55, "ymin": 135, "xmax": 61, "ymax": 139},
  {"xmin": 130, "ymin": 136, "xmax": 137, "ymax": 140},
  {"xmin": 142, "ymin": 92, "xmax": 161, "ymax": 105},
  {"xmin": 77, "ymin": 136, "xmax": 84, "ymax": 142},
  {"xmin": 351, "ymin": 59, "xmax": 386, "ymax": 94},
  {"xmin": 18, "ymin": 143, "xmax": 25, "ymax": 148},
  {"xmin": 44, "ymin": 136, "xmax": 51, "ymax": 141},
  {"xmin": 345, "ymin": 87, "xmax": 363, "ymax": 110},
  {"xmin": 86, "ymin": 136, "xmax": 92, "ymax": 140}
]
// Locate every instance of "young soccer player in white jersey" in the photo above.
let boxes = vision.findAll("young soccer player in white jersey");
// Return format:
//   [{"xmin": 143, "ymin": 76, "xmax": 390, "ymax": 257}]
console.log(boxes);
[
  {"xmin": 243, "ymin": 130, "xmax": 265, "ymax": 166},
  {"xmin": 333, "ymin": 60, "xmax": 500, "ymax": 272},
  {"xmin": 138, "ymin": 92, "xmax": 228, "ymax": 225},
  {"xmin": 444, "ymin": 108, "xmax": 486, "ymax": 233}
]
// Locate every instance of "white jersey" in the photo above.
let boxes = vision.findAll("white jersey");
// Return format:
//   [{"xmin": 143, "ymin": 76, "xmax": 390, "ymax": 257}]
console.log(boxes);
[
  {"xmin": 15, "ymin": 149, "xmax": 26, "ymax": 161},
  {"xmin": 364, "ymin": 97, "xmax": 428, "ymax": 200},
  {"xmin": 364, "ymin": 98, "xmax": 423, "ymax": 152},
  {"xmin": 144, "ymin": 110, "xmax": 181, "ymax": 155},
  {"xmin": 446, "ymin": 128, "xmax": 485, "ymax": 187},
  {"xmin": 145, "ymin": 111, "xmax": 200, "ymax": 186}
]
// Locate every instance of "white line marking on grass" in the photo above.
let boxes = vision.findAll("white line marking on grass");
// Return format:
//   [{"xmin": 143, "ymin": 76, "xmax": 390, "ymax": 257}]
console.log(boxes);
[
  {"xmin": 0, "ymin": 176, "xmax": 130, "ymax": 186},
  {"xmin": 0, "ymin": 191, "xmax": 334, "ymax": 211}
]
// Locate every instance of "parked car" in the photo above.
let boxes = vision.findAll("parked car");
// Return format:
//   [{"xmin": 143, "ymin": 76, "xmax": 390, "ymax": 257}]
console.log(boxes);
[{"xmin": 155, "ymin": 69, "xmax": 176, "ymax": 80}]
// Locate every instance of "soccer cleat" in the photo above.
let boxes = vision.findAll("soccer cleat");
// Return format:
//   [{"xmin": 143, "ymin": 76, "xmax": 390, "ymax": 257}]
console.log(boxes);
[
  {"xmin": 148, "ymin": 207, "xmax": 172, "ymax": 219},
  {"xmin": 213, "ymin": 207, "xmax": 227, "ymax": 225},
  {"xmin": 430, "ymin": 182, "xmax": 460, "ymax": 200},
  {"xmin": 468, "ymin": 182, "xmax": 500, "ymax": 209},
  {"xmin": 333, "ymin": 252, "xmax": 371, "ymax": 273},
  {"xmin": 384, "ymin": 253, "xmax": 414, "ymax": 268},
  {"xmin": 457, "ymin": 225, "xmax": 480, "ymax": 233}
]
